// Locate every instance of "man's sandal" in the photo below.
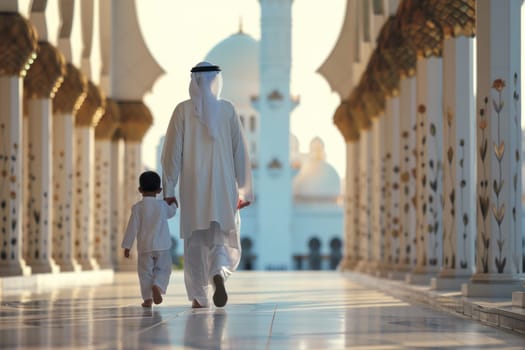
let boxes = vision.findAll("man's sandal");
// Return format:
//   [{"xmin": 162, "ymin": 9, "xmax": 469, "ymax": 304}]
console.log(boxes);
[{"xmin": 212, "ymin": 275, "xmax": 228, "ymax": 307}]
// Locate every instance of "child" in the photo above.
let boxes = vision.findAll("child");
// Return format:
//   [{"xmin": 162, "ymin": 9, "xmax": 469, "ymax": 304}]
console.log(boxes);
[{"xmin": 122, "ymin": 171, "xmax": 177, "ymax": 307}]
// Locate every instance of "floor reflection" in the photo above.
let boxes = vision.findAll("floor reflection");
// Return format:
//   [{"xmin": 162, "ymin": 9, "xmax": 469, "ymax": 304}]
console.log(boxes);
[
  {"xmin": 183, "ymin": 309, "xmax": 227, "ymax": 349},
  {"xmin": 0, "ymin": 272, "xmax": 524, "ymax": 349}
]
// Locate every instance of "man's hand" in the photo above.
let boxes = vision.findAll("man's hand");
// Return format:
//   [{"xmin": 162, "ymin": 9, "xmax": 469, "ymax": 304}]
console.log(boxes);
[
  {"xmin": 237, "ymin": 199, "xmax": 251, "ymax": 209},
  {"xmin": 124, "ymin": 249, "xmax": 130, "ymax": 258},
  {"xmin": 164, "ymin": 197, "xmax": 179, "ymax": 207}
]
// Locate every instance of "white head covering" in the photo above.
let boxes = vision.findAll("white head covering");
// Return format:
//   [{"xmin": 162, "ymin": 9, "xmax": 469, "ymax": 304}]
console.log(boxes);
[{"xmin": 189, "ymin": 61, "xmax": 223, "ymax": 139}]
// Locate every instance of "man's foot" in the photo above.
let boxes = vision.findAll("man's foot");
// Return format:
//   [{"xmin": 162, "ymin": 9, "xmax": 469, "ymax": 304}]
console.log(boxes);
[
  {"xmin": 212, "ymin": 274, "xmax": 228, "ymax": 307},
  {"xmin": 192, "ymin": 299, "xmax": 204, "ymax": 308},
  {"xmin": 152, "ymin": 285, "xmax": 163, "ymax": 305},
  {"xmin": 142, "ymin": 299, "xmax": 153, "ymax": 308}
]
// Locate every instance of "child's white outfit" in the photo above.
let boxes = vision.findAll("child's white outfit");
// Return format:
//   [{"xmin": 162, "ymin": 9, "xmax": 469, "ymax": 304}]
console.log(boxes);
[{"xmin": 121, "ymin": 197, "xmax": 177, "ymax": 301}]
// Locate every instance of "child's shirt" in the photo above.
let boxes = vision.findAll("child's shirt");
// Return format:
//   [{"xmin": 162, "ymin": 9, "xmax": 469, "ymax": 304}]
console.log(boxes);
[{"xmin": 121, "ymin": 197, "xmax": 177, "ymax": 253}]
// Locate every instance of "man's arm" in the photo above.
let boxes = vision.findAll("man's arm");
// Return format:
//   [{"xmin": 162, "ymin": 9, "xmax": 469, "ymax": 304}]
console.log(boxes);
[
  {"xmin": 230, "ymin": 105, "xmax": 253, "ymax": 206},
  {"xmin": 161, "ymin": 105, "xmax": 184, "ymax": 198}
]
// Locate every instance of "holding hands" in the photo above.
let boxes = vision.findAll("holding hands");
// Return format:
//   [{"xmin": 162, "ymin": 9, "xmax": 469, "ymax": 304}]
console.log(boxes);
[
  {"xmin": 164, "ymin": 197, "xmax": 179, "ymax": 207},
  {"xmin": 237, "ymin": 198, "xmax": 251, "ymax": 210}
]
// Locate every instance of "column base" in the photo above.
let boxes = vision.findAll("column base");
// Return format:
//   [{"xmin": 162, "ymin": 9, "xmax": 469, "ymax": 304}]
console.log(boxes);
[
  {"xmin": 97, "ymin": 260, "xmax": 114, "ymax": 270},
  {"xmin": 431, "ymin": 276, "xmax": 472, "ymax": 291},
  {"xmin": 337, "ymin": 258, "xmax": 358, "ymax": 271},
  {"xmin": 354, "ymin": 260, "xmax": 369, "ymax": 273},
  {"xmin": 388, "ymin": 270, "xmax": 408, "ymax": 280},
  {"xmin": 0, "ymin": 260, "xmax": 31, "ymax": 277},
  {"xmin": 28, "ymin": 260, "xmax": 60, "ymax": 274},
  {"xmin": 462, "ymin": 279, "xmax": 524, "ymax": 298},
  {"xmin": 512, "ymin": 291, "xmax": 525, "ymax": 307},
  {"xmin": 375, "ymin": 263, "xmax": 392, "ymax": 278},
  {"xmin": 405, "ymin": 272, "xmax": 433, "ymax": 285},
  {"xmin": 364, "ymin": 261, "xmax": 378, "ymax": 274},
  {"xmin": 0, "ymin": 269, "xmax": 114, "ymax": 295},
  {"xmin": 115, "ymin": 258, "xmax": 136, "ymax": 272},
  {"xmin": 55, "ymin": 258, "xmax": 82, "ymax": 272},
  {"xmin": 405, "ymin": 266, "xmax": 439, "ymax": 285},
  {"xmin": 388, "ymin": 264, "xmax": 411, "ymax": 280},
  {"xmin": 78, "ymin": 258, "xmax": 100, "ymax": 271}
]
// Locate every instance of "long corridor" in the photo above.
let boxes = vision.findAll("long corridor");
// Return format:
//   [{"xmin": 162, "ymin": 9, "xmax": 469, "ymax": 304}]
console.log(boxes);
[{"xmin": 1, "ymin": 271, "xmax": 524, "ymax": 349}]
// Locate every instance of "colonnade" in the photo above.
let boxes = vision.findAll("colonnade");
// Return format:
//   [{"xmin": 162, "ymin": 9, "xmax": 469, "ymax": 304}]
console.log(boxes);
[
  {"xmin": 336, "ymin": 0, "xmax": 524, "ymax": 298},
  {"xmin": 0, "ymin": 4, "xmax": 155, "ymax": 277}
]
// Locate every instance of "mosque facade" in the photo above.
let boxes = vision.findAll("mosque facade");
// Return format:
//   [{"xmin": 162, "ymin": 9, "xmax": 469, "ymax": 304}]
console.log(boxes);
[{"xmin": 157, "ymin": 1, "xmax": 344, "ymax": 271}]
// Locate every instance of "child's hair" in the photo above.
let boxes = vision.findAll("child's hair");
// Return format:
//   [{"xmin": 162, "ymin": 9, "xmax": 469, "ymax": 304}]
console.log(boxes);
[{"xmin": 139, "ymin": 171, "xmax": 161, "ymax": 192}]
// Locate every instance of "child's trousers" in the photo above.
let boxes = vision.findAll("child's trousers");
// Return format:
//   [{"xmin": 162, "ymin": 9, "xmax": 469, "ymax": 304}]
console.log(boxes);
[{"xmin": 137, "ymin": 250, "xmax": 172, "ymax": 300}]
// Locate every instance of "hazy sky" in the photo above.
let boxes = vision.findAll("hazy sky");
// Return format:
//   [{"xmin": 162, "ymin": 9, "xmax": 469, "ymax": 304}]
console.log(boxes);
[{"xmin": 136, "ymin": 0, "xmax": 347, "ymax": 177}]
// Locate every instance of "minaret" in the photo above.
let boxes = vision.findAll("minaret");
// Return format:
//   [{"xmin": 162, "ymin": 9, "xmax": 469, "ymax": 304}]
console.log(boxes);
[{"xmin": 254, "ymin": 0, "xmax": 299, "ymax": 270}]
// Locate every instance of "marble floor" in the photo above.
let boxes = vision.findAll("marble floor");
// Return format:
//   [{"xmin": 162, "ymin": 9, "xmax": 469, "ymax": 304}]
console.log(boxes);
[{"xmin": 1, "ymin": 271, "xmax": 524, "ymax": 349}]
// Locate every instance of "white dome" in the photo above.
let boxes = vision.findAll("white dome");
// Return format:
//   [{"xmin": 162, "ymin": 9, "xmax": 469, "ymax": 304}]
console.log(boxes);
[
  {"xmin": 204, "ymin": 31, "xmax": 259, "ymax": 109},
  {"xmin": 293, "ymin": 138, "xmax": 341, "ymax": 200}
]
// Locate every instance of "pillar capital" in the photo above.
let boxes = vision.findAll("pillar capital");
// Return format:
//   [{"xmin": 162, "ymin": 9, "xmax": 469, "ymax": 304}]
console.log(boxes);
[
  {"xmin": 428, "ymin": 0, "xmax": 476, "ymax": 39},
  {"xmin": 53, "ymin": 63, "xmax": 88, "ymax": 115},
  {"xmin": 377, "ymin": 16, "xmax": 417, "ymax": 78},
  {"xmin": 0, "ymin": 12, "xmax": 38, "ymax": 76},
  {"xmin": 95, "ymin": 98, "xmax": 120, "ymax": 140},
  {"xmin": 333, "ymin": 101, "xmax": 360, "ymax": 142},
  {"xmin": 23, "ymin": 41, "xmax": 66, "ymax": 99},
  {"xmin": 76, "ymin": 80, "xmax": 105, "ymax": 127},
  {"xmin": 352, "ymin": 99, "xmax": 372, "ymax": 131},
  {"xmin": 398, "ymin": 0, "xmax": 444, "ymax": 58},
  {"xmin": 360, "ymin": 70, "xmax": 386, "ymax": 119},
  {"xmin": 369, "ymin": 49, "xmax": 400, "ymax": 98},
  {"xmin": 117, "ymin": 100, "xmax": 153, "ymax": 142}
]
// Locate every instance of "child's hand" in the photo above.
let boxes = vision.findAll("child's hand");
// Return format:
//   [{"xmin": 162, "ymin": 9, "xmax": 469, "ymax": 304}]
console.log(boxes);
[{"xmin": 124, "ymin": 249, "xmax": 130, "ymax": 258}]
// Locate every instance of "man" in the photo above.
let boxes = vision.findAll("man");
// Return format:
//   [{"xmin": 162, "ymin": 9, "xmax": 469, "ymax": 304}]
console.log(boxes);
[{"xmin": 161, "ymin": 61, "xmax": 253, "ymax": 308}]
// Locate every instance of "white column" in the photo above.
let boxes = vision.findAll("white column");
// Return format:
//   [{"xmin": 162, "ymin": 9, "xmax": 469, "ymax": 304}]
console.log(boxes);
[
  {"xmin": 25, "ymin": 99, "xmax": 60, "ymax": 273},
  {"xmin": 351, "ymin": 141, "xmax": 361, "ymax": 270},
  {"xmin": 340, "ymin": 140, "xmax": 359, "ymax": 270},
  {"xmin": 115, "ymin": 141, "xmax": 141, "ymax": 271},
  {"xmin": 74, "ymin": 126, "xmax": 99, "ymax": 270},
  {"xmin": 52, "ymin": 111, "xmax": 81, "ymax": 272},
  {"xmin": 379, "ymin": 104, "xmax": 394, "ymax": 275},
  {"xmin": 407, "ymin": 57, "xmax": 444, "ymax": 285},
  {"xmin": 22, "ymin": 41, "xmax": 66, "ymax": 274},
  {"xmin": 52, "ymin": 63, "xmax": 86, "ymax": 272},
  {"xmin": 370, "ymin": 116, "xmax": 384, "ymax": 275},
  {"xmin": 0, "ymin": 76, "xmax": 31, "ymax": 276},
  {"xmin": 111, "ymin": 136, "xmax": 125, "ymax": 268},
  {"xmin": 93, "ymin": 99, "xmax": 120, "ymax": 269},
  {"xmin": 395, "ymin": 77, "xmax": 417, "ymax": 276},
  {"xmin": 93, "ymin": 140, "xmax": 112, "ymax": 268},
  {"xmin": 432, "ymin": 37, "xmax": 476, "ymax": 290},
  {"xmin": 463, "ymin": 0, "xmax": 524, "ymax": 297},
  {"xmin": 386, "ymin": 96, "xmax": 403, "ymax": 279},
  {"xmin": 355, "ymin": 130, "xmax": 372, "ymax": 271}
]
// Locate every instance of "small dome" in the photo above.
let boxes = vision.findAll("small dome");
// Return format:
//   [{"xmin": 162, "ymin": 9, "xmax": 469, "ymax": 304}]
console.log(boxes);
[
  {"xmin": 293, "ymin": 138, "xmax": 341, "ymax": 200},
  {"xmin": 204, "ymin": 31, "xmax": 259, "ymax": 109}
]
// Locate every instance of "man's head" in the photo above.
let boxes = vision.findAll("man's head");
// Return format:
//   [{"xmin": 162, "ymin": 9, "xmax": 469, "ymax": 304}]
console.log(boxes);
[
  {"xmin": 139, "ymin": 171, "xmax": 161, "ymax": 194},
  {"xmin": 189, "ymin": 61, "xmax": 223, "ymax": 139},
  {"xmin": 190, "ymin": 61, "xmax": 223, "ymax": 99}
]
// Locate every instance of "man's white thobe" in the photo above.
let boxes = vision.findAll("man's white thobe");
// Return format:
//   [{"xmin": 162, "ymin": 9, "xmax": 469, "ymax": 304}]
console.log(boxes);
[{"xmin": 161, "ymin": 98, "xmax": 252, "ymax": 306}]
